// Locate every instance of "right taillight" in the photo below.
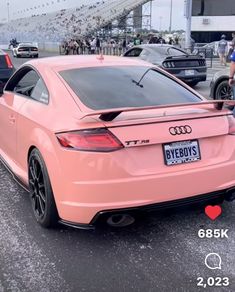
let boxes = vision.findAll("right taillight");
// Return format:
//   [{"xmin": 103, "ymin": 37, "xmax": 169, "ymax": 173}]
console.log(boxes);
[
  {"xmin": 228, "ymin": 115, "xmax": 235, "ymax": 135},
  {"xmin": 56, "ymin": 128, "xmax": 124, "ymax": 152},
  {"xmin": 5, "ymin": 54, "xmax": 13, "ymax": 68}
]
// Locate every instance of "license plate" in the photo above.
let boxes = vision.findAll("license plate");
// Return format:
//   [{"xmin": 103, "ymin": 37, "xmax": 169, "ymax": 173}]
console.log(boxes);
[
  {"xmin": 185, "ymin": 69, "xmax": 195, "ymax": 76},
  {"xmin": 163, "ymin": 140, "xmax": 201, "ymax": 166}
]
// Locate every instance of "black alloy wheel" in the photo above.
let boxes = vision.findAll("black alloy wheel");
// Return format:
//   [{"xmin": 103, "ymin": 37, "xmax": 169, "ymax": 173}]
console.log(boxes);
[
  {"xmin": 28, "ymin": 148, "xmax": 58, "ymax": 227},
  {"xmin": 215, "ymin": 80, "xmax": 233, "ymax": 100}
]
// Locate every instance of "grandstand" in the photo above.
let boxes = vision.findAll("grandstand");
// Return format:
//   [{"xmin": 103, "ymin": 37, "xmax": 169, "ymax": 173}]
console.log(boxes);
[{"xmin": 0, "ymin": 0, "xmax": 150, "ymax": 43}]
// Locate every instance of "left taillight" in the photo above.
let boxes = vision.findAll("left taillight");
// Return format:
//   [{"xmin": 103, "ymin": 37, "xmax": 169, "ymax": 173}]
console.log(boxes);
[
  {"xmin": 56, "ymin": 129, "xmax": 124, "ymax": 152},
  {"xmin": 5, "ymin": 54, "xmax": 13, "ymax": 68}
]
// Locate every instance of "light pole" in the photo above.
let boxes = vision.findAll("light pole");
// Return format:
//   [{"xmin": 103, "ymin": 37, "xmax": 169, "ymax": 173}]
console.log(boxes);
[
  {"xmin": 159, "ymin": 16, "xmax": 162, "ymax": 33},
  {"xmin": 185, "ymin": 0, "xmax": 193, "ymax": 52},
  {"xmin": 7, "ymin": 1, "xmax": 10, "ymax": 22},
  {"xmin": 169, "ymin": 0, "xmax": 173, "ymax": 33}
]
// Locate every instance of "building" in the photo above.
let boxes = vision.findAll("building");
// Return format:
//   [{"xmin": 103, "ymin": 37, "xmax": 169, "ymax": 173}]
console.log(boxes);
[{"xmin": 191, "ymin": 0, "xmax": 235, "ymax": 43}]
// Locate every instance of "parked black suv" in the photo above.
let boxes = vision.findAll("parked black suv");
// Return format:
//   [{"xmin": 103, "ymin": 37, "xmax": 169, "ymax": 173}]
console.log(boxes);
[{"xmin": 0, "ymin": 49, "xmax": 15, "ymax": 89}]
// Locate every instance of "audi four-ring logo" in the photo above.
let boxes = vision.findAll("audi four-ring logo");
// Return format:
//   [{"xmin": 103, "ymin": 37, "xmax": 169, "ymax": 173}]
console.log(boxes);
[{"xmin": 169, "ymin": 125, "xmax": 192, "ymax": 135}]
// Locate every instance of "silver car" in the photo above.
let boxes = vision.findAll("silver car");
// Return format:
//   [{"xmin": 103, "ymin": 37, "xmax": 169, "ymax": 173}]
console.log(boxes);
[
  {"xmin": 123, "ymin": 44, "xmax": 207, "ymax": 87},
  {"xmin": 210, "ymin": 68, "xmax": 234, "ymax": 100}
]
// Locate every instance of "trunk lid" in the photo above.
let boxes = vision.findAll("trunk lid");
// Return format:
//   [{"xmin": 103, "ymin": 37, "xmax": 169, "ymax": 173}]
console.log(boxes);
[{"xmin": 104, "ymin": 107, "xmax": 230, "ymax": 148}]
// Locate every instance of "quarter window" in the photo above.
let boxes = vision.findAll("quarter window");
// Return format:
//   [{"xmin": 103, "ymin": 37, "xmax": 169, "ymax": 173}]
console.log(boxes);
[{"xmin": 30, "ymin": 78, "xmax": 49, "ymax": 103}]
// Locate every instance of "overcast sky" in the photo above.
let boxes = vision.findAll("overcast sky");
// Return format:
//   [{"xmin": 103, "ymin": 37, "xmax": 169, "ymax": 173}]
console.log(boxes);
[{"xmin": 0, "ymin": 0, "xmax": 186, "ymax": 30}]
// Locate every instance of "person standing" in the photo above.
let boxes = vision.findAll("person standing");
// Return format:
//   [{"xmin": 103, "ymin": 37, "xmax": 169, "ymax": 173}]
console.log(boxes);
[
  {"xmin": 229, "ymin": 49, "xmax": 235, "ymax": 99},
  {"xmin": 96, "ymin": 36, "xmax": 101, "ymax": 54},
  {"xmin": 134, "ymin": 34, "xmax": 142, "ymax": 46},
  {"xmin": 231, "ymin": 32, "xmax": 235, "ymax": 50},
  {"xmin": 227, "ymin": 32, "xmax": 235, "ymax": 62},
  {"xmin": 90, "ymin": 37, "xmax": 96, "ymax": 54},
  {"xmin": 148, "ymin": 34, "xmax": 159, "ymax": 44},
  {"xmin": 218, "ymin": 35, "xmax": 228, "ymax": 66},
  {"xmin": 168, "ymin": 37, "xmax": 174, "ymax": 45}
]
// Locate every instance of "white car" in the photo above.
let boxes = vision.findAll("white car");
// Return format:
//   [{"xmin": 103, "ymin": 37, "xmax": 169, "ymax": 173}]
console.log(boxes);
[{"xmin": 12, "ymin": 43, "xmax": 39, "ymax": 58}]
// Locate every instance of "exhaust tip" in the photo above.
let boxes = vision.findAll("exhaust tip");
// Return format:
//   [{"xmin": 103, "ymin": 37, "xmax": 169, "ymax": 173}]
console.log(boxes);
[{"xmin": 107, "ymin": 214, "xmax": 135, "ymax": 227}]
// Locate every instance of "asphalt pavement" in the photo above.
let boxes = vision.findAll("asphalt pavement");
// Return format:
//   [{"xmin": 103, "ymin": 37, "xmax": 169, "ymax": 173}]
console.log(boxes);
[{"xmin": 0, "ymin": 51, "xmax": 234, "ymax": 292}]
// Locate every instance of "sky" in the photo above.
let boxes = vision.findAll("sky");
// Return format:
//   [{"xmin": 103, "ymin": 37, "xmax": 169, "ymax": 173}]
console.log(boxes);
[{"xmin": 0, "ymin": 0, "xmax": 186, "ymax": 30}]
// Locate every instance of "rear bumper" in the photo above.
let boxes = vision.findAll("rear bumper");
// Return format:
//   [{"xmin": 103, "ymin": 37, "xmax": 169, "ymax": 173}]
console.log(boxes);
[
  {"xmin": 17, "ymin": 52, "xmax": 38, "ymax": 57},
  {"xmin": 56, "ymin": 157, "xmax": 235, "ymax": 225},
  {"xmin": 180, "ymin": 75, "xmax": 207, "ymax": 84},
  {"xmin": 166, "ymin": 68, "xmax": 207, "ymax": 84},
  {"xmin": 59, "ymin": 187, "xmax": 235, "ymax": 229}
]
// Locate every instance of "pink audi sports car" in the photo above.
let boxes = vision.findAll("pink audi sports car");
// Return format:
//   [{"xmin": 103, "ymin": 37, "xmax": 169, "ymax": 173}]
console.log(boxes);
[{"xmin": 0, "ymin": 55, "xmax": 235, "ymax": 229}]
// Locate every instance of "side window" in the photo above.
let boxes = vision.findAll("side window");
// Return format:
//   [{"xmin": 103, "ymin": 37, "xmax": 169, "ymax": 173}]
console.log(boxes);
[
  {"xmin": 125, "ymin": 48, "xmax": 143, "ymax": 57},
  {"xmin": 30, "ymin": 78, "xmax": 49, "ymax": 104},
  {"xmin": 5, "ymin": 67, "xmax": 49, "ymax": 104},
  {"xmin": 14, "ymin": 70, "xmax": 39, "ymax": 96}
]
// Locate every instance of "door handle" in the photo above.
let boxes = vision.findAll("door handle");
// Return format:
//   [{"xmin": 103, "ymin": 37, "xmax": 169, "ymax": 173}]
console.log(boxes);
[{"xmin": 9, "ymin": 115, "xmax": 16, "ymax": 123}]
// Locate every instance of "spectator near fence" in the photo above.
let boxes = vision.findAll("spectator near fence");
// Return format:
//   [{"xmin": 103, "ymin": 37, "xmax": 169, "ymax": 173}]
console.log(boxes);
[
  {"xmin": 218, "ymin": 34, "xmax": 228, "ymax": 66},
  {"xmin": 134, "ymin": 34, "xmax": 142, "ymax": 46}
]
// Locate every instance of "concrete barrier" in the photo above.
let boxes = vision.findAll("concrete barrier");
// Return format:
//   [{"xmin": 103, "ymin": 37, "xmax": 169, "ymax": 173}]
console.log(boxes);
[{"xmin": 37, "ymin": 42, "xmax": 60, "ymax": 53}]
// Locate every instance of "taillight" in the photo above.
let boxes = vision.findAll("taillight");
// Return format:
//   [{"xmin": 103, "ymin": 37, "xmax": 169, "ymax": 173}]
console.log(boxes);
[
  {"xmin": 228, "ymin": 115, "xmax": 235, "ymax": 134},
  {"xmin": 56, "ymin": 129, "xmax": 124, "ymax": 152},
  {"xmin": 5, "ymin": 54, "xmax": 13, "ymax": 68}
]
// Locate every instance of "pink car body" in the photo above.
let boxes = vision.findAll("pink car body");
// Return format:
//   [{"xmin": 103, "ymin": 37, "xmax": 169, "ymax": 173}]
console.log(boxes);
[{"xmin": 0, "ymin": 55, "xmax": 235, "ymax": 228}]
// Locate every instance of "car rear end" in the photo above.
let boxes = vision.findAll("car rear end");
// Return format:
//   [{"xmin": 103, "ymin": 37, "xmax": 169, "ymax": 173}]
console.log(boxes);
[
  {"xmin": 17, "ymin": 44, "xmax": 38, "ymax": 58},
  {"xmin": 51, "ymin": 62, "xmax": 235, "ymax": 227},
  {"xmin": 162, "ymin": 55, "xmax": 207, "ymax": 85},
  {"xmin": 0, "ymin": 50, "xmax": 14, "ymax": 90}
]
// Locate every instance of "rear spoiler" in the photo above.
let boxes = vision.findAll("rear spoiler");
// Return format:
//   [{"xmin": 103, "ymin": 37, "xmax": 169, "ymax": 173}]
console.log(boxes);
[{"xmin": 80, "ymin": 100, "xmax": 235, "ymax": 122}]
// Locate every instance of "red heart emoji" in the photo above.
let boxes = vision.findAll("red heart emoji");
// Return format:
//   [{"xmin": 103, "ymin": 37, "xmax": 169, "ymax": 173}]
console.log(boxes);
[{"xmin": 205, "ymin": 205, "xmax": 222, "ymax": 220}]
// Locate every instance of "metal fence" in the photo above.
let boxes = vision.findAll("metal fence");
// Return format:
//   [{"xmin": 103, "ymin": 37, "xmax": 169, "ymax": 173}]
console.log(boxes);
[{"xmin": 59, "ymin": 45, "xmax": 128, "ymax": 56}]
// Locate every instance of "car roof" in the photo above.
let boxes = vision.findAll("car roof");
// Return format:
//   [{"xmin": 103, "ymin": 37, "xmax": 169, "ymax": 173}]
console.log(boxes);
[
  {"xmin": 25, "ymin": 55, "xmax": 151, "ymax": 72},
  {"xmin": 134, "ymin": 44, "xmax": 174, "ymax": 49}
]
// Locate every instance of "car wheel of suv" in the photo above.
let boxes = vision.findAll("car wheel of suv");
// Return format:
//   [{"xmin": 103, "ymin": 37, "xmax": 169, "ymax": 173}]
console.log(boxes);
[
  {"xmin": 28, "ymin": 148, "xmax": 58, "ymax": 228},
  {"xmin": 215, "ymin": 80, "xmax": 233, "ymax": 100}
]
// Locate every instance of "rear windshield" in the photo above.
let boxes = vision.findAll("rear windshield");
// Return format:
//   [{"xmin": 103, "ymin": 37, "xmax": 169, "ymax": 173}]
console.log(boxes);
[
  {"xmin": 0, "ymin": 55, "xmax": 7, "ymax": 69},
  {"xmin": 59, "ymin": 66, "xmax": 201, "ymax": 110},
  {"xmin": 150, "ymin": 47, "xmax": 187, "ymax": 56}
]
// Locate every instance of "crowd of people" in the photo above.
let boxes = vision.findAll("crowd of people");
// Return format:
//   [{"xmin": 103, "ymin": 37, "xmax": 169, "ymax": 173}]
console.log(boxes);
[
  {"xmin": 61, "ymin": 33, "xmax": 181, "ymax": 55},
  {"xmin": 0, "ymin": 1, "xmax": 111, "ymax": 43},
  {"xmin": 0, "ymin": 0, "xmax": 139, "ymax": 45}
]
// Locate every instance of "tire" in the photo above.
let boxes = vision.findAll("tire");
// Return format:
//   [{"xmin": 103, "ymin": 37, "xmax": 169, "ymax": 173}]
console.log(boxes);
[
  {"xmin": 28, "ymin": 148, "xmax": 58, "ymax": 228},
  {"xmin": 214, "ymin": 80, "xmax": 233, "ymax": 100},
  {"xmin": 187, "ymin": 81, "xmax": 199, "ymax": 87}
]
